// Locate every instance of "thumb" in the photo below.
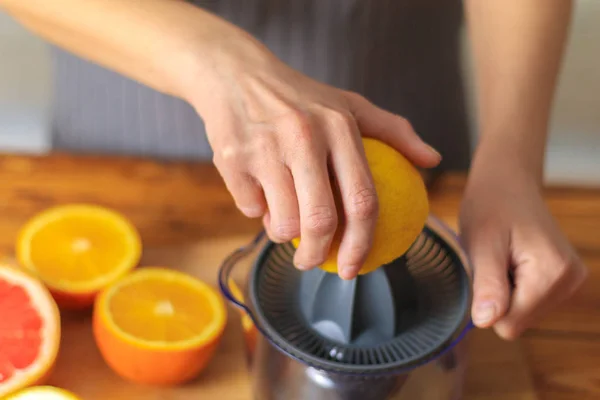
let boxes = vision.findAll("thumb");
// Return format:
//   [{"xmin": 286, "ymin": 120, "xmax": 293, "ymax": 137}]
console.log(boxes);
[
  {"xmin": 466, "ymin": 227, "xmax": 512, "ymax": 328},
  {"xmin": 345, "ymin": 92, "xmax": 442, "ymax": 168}
]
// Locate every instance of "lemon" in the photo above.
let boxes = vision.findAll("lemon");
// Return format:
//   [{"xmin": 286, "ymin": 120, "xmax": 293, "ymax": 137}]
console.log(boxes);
[{"xmin": 292, "ymin": 137, "xmax": 429, "ymax": 275}]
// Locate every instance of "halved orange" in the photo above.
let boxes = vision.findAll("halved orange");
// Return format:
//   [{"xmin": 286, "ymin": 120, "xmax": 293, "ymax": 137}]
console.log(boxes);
[
  {"xmin": 292, "ymin": 138, "xmax": 429, "ymax": 276},
  {"xmin": 93, "ymin": 267, "xmax": 227, "ymax": 385},
  {"xmin": 16, "ymin": 204, "xmax": 142, "ymax": 309},
  {"xmin": 5, "ymin": 385, "xmax": 81, "ymax": 399},
  {"xmin": 0, "ymin": 264, "xmax": 61, "ymax": 398},
  {"xmin": 227, "ymin": 279, "xmax": 258, "ymax": 356}
]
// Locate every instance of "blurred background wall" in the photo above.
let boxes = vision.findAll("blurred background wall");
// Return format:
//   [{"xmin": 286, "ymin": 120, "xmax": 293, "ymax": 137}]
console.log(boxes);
[
  {"xmin": 0, "ymin": 1, "xmax": 598, "ymax": 185},
  {"xmin": 0, "ymin": 10, "xmax": 51, "ymax": 154}
]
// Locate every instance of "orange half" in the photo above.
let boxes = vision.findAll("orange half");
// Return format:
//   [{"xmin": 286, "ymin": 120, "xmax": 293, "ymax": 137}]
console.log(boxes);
[
  {"xmin": 93, "ymin": 267, "xmax": 227, "ymax": 385},
  {"xmin": 16, "ymin": 204, "xmax": 142, "ymax": 309}
]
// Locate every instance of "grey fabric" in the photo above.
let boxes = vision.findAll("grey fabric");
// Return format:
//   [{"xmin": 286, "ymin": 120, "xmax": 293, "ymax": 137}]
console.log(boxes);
[{"xmin": 50, "ymin": 0, "xmax": 471, "ymax": 170}]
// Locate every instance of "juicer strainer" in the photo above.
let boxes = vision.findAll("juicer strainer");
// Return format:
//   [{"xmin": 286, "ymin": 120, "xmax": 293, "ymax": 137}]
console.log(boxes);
[{"xmin": 219, "ymin": 215, "xmax": 474, "ymax": 377}]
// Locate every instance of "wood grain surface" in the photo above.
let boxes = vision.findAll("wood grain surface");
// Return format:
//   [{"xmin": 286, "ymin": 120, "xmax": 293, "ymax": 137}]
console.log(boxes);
[{"xmin": 1, "ymin": 153, "xmax": 598, "ymax": 399}]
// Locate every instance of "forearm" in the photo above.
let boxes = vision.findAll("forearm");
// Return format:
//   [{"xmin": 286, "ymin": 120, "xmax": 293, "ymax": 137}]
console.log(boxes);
[
  {"xmin": 0, "ymin": 0, "xmax": 258, "ymax": 102},
  {"xmin": 465, "ymin": 0, "xmax": 573, "ymax": 181}
]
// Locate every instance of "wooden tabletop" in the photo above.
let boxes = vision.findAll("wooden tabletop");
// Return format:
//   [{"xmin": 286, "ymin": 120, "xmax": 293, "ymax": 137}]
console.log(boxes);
[
  {"xmin": 0, "ymin": 153, "xmax": 598, "ymax": 399},
  {"xmin": 427, "ymin": 175, "xmax": 600, "ymax": 400}
]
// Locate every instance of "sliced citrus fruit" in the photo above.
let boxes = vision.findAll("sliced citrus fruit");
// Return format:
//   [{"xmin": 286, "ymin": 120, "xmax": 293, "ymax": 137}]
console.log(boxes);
[
  {"xmin": 5, "ymin": 385, "xmax": 80, "ymax": 399},
  {"xmin": 227, "ymin": 279, "xmax": 258, "ymax": 356},
  {"xmin": 292, "ymin": 137, "xmax": 429, "ymax": 275},
  {"xmin": 93, "ymin": 267, "xmax": 227, "ymax": 385},
  {"xmin": 16, "ymin": 204, "xmax": 142, "ymax": 309},
  {"xmin": 0, "ymin": 264, "xmax": 61, "ymax": 398}
]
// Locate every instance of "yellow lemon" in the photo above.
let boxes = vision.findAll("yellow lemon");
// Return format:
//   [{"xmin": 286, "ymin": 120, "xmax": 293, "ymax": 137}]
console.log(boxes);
[{"xmin": 292, "ymin": 137, "xmax": 429, "ymax": 275}]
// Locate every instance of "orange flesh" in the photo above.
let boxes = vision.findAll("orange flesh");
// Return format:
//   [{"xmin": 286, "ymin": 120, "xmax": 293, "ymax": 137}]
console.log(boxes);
[
  {"xmin": 0, "ymin": 280, "xmax": 43, "ymax": 383},
  {"xmin": 27, "ymin": 214, "xmax": 131, "ymax": 284},
  {"xmin": 108, "ymin": 277, "xmax": 215, "ymax": 342}
]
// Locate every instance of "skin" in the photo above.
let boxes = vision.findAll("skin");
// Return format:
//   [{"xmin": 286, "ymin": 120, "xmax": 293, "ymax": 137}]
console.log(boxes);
[
  {"xmin": 0, "ymin": 0, "xmax": 441, "ymax": 280},
  {"xmin": 0, "ymin": 0, "xmax": 587, "ymax": 339},
  {"xmin": 463, "ymin": 0, "xmax": 588, "ymax": 339}
]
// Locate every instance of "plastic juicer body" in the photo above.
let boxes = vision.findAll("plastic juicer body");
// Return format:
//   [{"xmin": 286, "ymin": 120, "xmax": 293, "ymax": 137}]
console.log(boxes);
[
  {"xmin": 219, "ymin": 215, "xmax": 474, "ymax": 400},
  {"xmin": 248, "ymin": 329, "xmax": 469, "ymax": 400}
]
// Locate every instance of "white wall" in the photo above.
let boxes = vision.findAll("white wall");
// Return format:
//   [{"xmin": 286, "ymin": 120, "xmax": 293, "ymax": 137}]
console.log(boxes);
[
  {"xmin": 0, "ymin": 12, "xmax": 51, "ymax": 153},
  {"xmin": 0, "ymin": 2, "xmax": 598, "ymax": 184},
  {"xmin": 460, "ymin": 0, "xmax": 600, "ymax": 186},
  {"xmin": 543, "ymin": 0, "xmax": 600, "ymax": 185}
]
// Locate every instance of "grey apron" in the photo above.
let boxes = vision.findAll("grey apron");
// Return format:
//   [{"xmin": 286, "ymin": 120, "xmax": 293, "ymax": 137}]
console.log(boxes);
[{"xmin": 50, "ymin": 0, "xmax": 471, "ymax": 170}]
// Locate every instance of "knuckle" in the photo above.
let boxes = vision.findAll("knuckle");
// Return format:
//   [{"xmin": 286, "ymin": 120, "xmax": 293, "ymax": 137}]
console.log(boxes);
[
  {"xmin": 396, "ymin": 115, "xmax": 414, "ymax": 131},
  {"xmin": 325, "ymin": 109, "xmax": 354, "ymax": 131},
  {"xmin": 284, "ymin": 111, "xmax": 313, "ymax": 143},
  {"xmin": 212, "ymin": 148, "xmax": 237, "ymax": 169},
  {"xmin": 344, "ymin": 91, "xmax": 366, "ymax": 105},
  {"xmin": 273, "ymin": 218, "xmax": 301, "ymax": 241},
  {"xmin": 213, "ymin": 143, "xmax": 249, "ymax": 171},
  {"xmin": 304, "ymin": 205, "xmax": 338, "ymax": 235},
  {"xmin": 344, "ymin": 243, "xmax": 371, "ymax": 265},
  {"xmin": 347, "ymin": 187, "xmax": 379, "ymax": 221},
  {"xmin": 475, "ymin": 276, "xmax": 507, "ymax": 297},
  {"xmin": 548, "ymin": 250, "xmax": 578, "ymax": 280},
  {"xmin": 252, "ymin": 130, "xmax": 278, "ymax": 155}
]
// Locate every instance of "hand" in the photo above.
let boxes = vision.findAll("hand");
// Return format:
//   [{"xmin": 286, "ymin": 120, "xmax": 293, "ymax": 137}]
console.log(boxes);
[
  {"xmin": 188, "ymin": 36, "xmax": 441, "ymax": 280},
  {"xmin": 460, "ymin": 161, "xmax": 588, "ymax": 339}
]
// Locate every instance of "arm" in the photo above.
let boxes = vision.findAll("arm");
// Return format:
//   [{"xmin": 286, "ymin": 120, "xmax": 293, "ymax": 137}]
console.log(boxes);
[
  {"xmin": 0, "ymin": 0, "xmax": 265, "ymax": 103},
  {"xmin": 465, "ymin": 0, "xmax": 573, "ymax": 183},
  {"xmin": 461, "ymin": 1, "xmax": 586, "ymax": 340},
  {"xmin": 1, "ymin": 0, "xmax": 440, "ymax": 281}
]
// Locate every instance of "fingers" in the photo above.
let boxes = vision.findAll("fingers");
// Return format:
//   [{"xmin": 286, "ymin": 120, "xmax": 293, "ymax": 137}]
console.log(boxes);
[
  {"xmin": 346, "ymin": 92, "xmax": 442, "ymax": 168},
  {"xmin": 216, "ymin": 95, "xmax": 425, "ymax": 279},
  {"xmin": 258, "ymin": 164, "xmax": 301, "ymax": 243},
  {"xmin": 289, "ymin": 143, "xmax": 338, "ymax": 271},
  {"xmin": 327, "ymin": 112, "xmax": 379, "ymax": 280},
  {"xmin": 493, "ymin": 247, "xmax": 587, "ymax": 340},
  {"xmin": 213, "ymin": 150, "xmax": 267, "ymax": 218},
  {"xmin": 465, "ymin": 225, "xmax": 512, "ymax": 329}
]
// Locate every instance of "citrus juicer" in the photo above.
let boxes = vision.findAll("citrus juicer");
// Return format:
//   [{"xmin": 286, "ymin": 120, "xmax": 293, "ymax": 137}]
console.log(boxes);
[{"xmin": 219, "ymin": 215, "xmax": 474, "ymax": 400}]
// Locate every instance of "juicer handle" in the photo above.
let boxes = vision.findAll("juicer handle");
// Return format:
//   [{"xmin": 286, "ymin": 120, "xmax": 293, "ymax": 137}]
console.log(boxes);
[{"xmin": 218, "ymin": 231, "xmax": 266, "ymax": 314}]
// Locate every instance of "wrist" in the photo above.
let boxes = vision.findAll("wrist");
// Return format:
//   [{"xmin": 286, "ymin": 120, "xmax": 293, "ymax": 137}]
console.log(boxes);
[
  {"xmin": 470, "ymin": 127, "xmax": 547, "ymax": 188},
  {"xmin": 167, "ymin": 20, "xmax": 273, "ymax": 115}
]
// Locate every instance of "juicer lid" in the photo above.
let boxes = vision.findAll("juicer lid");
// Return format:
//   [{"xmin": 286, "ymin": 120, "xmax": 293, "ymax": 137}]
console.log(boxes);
[{"xmin": 231, "ymin": 216, "xmax": 473, "ymax": 376}]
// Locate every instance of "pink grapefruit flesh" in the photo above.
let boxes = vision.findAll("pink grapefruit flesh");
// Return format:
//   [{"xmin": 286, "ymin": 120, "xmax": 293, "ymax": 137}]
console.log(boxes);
[{"xmin": 0, "ymin": 265, "xmax": 61, "ymax": 397}]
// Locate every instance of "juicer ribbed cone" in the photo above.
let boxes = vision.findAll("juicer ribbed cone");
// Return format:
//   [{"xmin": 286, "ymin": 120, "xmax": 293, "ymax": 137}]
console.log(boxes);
[{"xmin": 248, "ymin": 219, "xmax": 472, "ymax": 375}]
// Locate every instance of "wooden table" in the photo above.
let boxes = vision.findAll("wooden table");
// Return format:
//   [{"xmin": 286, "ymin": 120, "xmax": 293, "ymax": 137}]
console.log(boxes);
[
  {"xmin": 0, "ymin": 153, "xmax": 598, "ymax": 399},
  {"xmin": 424, "ymin": 175, "xmax": 600, "ymax": 400}
]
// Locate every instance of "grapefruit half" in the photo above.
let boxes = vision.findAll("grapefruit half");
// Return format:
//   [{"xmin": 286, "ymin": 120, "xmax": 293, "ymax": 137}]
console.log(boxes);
[{"xmin": 0, "ymin": 264, "xmax": 61, "ymax": 397}]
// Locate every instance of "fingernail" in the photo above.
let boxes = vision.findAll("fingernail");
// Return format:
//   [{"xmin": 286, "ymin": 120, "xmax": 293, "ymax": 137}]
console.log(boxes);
[
  {"xmin": 425, "ymin": 143, "xmax": 442, "ymax": 159},
  {"xmin": 341, "ymin": 266, "xmax": 357, "ymax": 280},
  {"xmin": 474, "ymin": 302, "xmax": 496, "ymax": 325},
  {"xmin": 296, "ymin": 264, "xmax": 309, "ymax": 271}
]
